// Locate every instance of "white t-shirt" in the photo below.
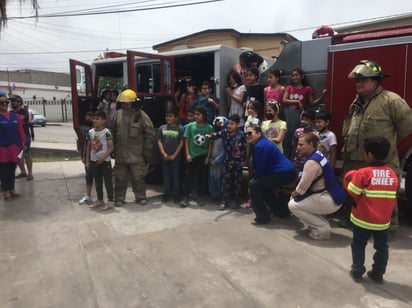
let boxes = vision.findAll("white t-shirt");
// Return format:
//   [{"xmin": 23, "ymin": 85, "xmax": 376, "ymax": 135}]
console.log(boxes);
[
  {"xmin": 318, "ymin": 130, "xmax": 337, "ymax": 163},
  {"xmin": 89, "ymin": 127, "xmax": 112, "ymax": 162},
  {"xmin": 228, "ymin": 84, "xmax": 246, "ymax": 126}
]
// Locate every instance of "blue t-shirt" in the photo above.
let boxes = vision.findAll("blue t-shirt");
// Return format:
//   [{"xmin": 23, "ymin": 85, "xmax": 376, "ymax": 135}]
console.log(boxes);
[
  {"xmin": 252, "ymin": 136, "xmax": 294, "ymax": 179},
  {"xmin": 192, "ymin": 95, "xmax": 216, "ymax": 125}
]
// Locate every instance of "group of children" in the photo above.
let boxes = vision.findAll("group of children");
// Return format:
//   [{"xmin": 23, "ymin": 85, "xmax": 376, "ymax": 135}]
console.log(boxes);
[
  {"xmin": 76, "ymin": 64, "xmax": 398, "ymax": 284},
  {"xmin": 157, "ymin": 104, "xmax": 247, "ymax": 210}
]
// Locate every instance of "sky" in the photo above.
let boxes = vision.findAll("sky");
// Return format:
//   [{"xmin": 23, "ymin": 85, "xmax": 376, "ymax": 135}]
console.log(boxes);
[{"xmin": 0, "ymin": 0, "xmax": 411, "ymax": 73}]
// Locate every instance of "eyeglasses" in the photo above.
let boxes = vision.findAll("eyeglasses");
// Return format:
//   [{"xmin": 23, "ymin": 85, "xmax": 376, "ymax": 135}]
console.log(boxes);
[
  {"xmin": 245, "ymin": 131, "xmax": 253, "ymax": 136},
  {"xmin": 0, "ymin": 100, "xmax": 9, "ymax": 105}
]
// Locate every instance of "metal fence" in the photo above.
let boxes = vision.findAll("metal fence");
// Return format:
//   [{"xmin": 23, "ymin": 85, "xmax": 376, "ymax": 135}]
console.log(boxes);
[{"xmin": 24, "ymin": 98, "xmax": 73, "ymax": 122}]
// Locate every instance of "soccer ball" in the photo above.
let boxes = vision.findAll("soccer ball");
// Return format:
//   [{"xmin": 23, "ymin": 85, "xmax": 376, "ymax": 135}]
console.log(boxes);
[{"xmin": 193, "ymin": 133, "xmax": 206, "ymax": 146}]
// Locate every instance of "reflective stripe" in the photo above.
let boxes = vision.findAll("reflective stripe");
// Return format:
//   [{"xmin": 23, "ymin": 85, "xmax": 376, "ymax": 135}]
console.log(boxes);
[
  {"xmin": 350, "ymin": 213, "xmax": 390, "ymax": 231},
  {"xmin": 347, "ymin": 182, "xmax": 363, "ymax": 195},
  {"xmin": 363, "ymin": 189, "xmax": 397, "ymax": 199},
  {"xmin": 348, "ymin": 182, "xmax": 397, "ymax": 199}
]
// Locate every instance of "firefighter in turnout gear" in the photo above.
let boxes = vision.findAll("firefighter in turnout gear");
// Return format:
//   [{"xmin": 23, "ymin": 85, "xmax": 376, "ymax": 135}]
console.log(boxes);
[
  {"xmin": 341, "ymin": 60, "xmax": 412, "ymax": 226},
  {"xmin": 110, "ymin": 89, "xmax": 155, "ymax": 206}
]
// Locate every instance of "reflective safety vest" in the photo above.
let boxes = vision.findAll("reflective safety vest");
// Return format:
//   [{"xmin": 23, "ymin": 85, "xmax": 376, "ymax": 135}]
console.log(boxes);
[
  {"xmin": 294, "ymin": 150, "xmax": 346, "ymax": 205},
  {"xmin": 0, "ymin": 112, "xmax": 20, "ymax": 147}
]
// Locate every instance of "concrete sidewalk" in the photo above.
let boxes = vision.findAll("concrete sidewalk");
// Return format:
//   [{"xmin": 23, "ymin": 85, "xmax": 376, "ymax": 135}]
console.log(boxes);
[{"xmin": 1, "ymin": 160, "xmax": 412, "ymax": 308}]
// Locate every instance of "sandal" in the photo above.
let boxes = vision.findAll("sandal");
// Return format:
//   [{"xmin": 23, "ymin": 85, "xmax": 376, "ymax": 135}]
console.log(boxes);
[
  {"xmin": 10, "ymin": 191, "xmax": 20, "ymax": 198},
  {"xmin": 3, "ymin": 191, "xmax": 12, "ymax": 200},
  {"xmin": 101, "ymin": 205, "xmax": 114, "ymax": 211},
  {"xmin": 89, "ymin": 201, "xmax": 103, "ymax": 208},
  {"xmin": 251, "ymin": 218, "xmax": 270, "ymax": 225},
  {"xmin": 15, "ymin": 173, "xmax": 27, "ymax": 179}
]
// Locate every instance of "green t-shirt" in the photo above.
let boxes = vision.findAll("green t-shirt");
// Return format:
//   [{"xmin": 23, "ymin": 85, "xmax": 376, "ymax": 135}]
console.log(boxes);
[{"xmin": 184, "ymin": 121, "xmax": 214, "ymax": 158}]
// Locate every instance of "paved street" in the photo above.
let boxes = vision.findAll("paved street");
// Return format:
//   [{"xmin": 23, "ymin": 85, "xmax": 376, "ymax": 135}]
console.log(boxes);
[{"xmin": 1, "ymin": 159, "xmax": 412, "ymax": 308}]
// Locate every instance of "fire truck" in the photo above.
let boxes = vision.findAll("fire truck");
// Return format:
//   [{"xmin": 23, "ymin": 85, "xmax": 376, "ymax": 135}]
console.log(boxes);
[
  {"xmin": 69, "ymin": 26, "xmax": 412, "ymax": 201},
  {"xmin": 270, "ymin": 25, "xmax": 412, "ymax": 203},
  {"xmin": 69, "ymin": 45, "xmax": 273, "ymax": 181}
]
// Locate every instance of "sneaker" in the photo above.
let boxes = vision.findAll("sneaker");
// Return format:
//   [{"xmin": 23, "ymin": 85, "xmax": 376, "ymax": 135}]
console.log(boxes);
[
  {"xmin": 218, "ymin": 203, "xmax": 227, "ymax": 211},
  {"xmin": 231, "ymin": 202, "xmax": 241, "ymax": 210},
  {"xmin": 180, "ymin": 196, "xmax": 189, "ymax": 208},
  {"xmin": 367, "ymin": 270, "xmax": 383, "ymax": 284},
  {"xmin": 115, "ymin": 200, "xmax": 124, "ymax": 207},
  {"xmin": 196, "ymin": 196, "xmax": 205, "ymax": 206},
  {"xmin": 349, "ymin": 270, "xmax": 363, "ymax": 283},
  {"xmin": 78, "ymin": 195, "xmax": 91, "ymax": 205},
  {"xmin": 136, "ymin": 199, "xmax": 147, "ymax": 206}
]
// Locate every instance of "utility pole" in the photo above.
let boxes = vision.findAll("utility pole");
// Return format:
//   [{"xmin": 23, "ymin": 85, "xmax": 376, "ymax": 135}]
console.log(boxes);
[{"xmin": 7, "ymin": 68, "xmax": 12, "ymax": 95}]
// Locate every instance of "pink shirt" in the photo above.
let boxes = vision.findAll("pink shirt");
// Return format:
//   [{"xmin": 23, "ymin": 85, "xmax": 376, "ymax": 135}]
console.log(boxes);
[
  {"xmin": 285, "ymin": 85, "xmax": 314, "ymax": 110},
  {"xmin": 264, "ymin": 86, "xmax": 283, "ymax": 104}
]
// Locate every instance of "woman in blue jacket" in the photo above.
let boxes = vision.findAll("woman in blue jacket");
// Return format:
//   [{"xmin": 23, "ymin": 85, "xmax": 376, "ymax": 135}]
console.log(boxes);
[{"xmin": 246, "ymin": 125, "xmax": 295, "ymax": 225}]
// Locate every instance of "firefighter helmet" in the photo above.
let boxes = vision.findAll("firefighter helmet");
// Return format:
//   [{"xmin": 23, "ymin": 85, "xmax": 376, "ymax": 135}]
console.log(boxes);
[
  {"xmin": 348, "ymin": 60, "xmax": 385, "ymax": 80},
  {"xmin": 116, "ymin": 89, "xmax": 140, "ymax": 103}
]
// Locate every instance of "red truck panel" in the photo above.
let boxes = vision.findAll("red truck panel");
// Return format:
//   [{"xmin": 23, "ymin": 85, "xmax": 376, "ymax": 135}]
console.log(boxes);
[{"xmin": 327, "ymin": 42, "xmax": 412, "ymax": 164}]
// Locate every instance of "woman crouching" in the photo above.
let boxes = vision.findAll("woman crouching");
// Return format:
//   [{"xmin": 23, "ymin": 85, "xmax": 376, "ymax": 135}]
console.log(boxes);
[
  {"xmin": 246, "ymin": 124, "xmax": 295, "ymax": 225},
  {"xmin": 289, "ymin": 133, "xmax": 343, "ymax": 240}
]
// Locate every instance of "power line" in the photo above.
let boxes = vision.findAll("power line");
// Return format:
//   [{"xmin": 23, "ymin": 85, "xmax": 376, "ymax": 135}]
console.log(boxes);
[{"xmin": 7, "ymin": 0, "xmax": 224, "ymax": 19}]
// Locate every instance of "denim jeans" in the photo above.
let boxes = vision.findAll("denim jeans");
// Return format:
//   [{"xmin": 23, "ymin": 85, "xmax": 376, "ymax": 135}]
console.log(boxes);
[
  {"xmin": 161, "ymin": 158, "xmax": 181, "ymax": 199},
  {"xmin": 351, "ymin": 225, "xmax": 389, "ymax": 275}
]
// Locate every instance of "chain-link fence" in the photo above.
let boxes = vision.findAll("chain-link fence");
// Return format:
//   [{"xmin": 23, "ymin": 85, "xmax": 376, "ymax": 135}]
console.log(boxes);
[{"xmin": 24, "ymin": 98, "xmax": 73, "ymax": 122}]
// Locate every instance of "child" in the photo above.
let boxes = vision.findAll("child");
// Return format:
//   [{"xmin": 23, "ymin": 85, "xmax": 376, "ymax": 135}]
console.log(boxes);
[
  {"xmin": 192, "ymin": 81, "xmax": 219, "ymax": 125},
  {"xmin": 292, "ymin": 110, "xmax": 316, "ymax": 173},
  {"xmin": 207, "ymin": 114, "xmax": 247, "ymax": 210},
  {"xmin": 208, "ymin": 116, "xmax": 227, "ymax": 202},
  {"xmin": 244, "ymin": 99, "xmax": 261, "ymax": 132},
  {"xmin": 87, "ymin": 111, "xmax": 114, "ymax": 210},
  {"xmin": 78, "ymin": 111, "xmax": 95, "ymax": 205},
  {"xmin": 264, "ymin": 69, "xmax": 284, "ymax": 112},
  {"xmin": 178, "ymin": 81, "xmax": 197, "ymax": 125},
  {"xmin": 314, "ymin": 111, "xmax": 337, "ymax": 169},
  {"xmin": 157, "ymin": 108, "xmax": 184, "ymax": 203},
  {"xmin": 180, "ymin": 105, "xmax": 213, "ymax": 207},
  {"xmin": 261, "ymin": 100, "xmax": 287, "ymax": 153},
  {"xmin": 226, "ymin": 71, "xmax": 246, "ymax": 127},
  {"xmin": 344, "ymin": 136, "xmax": 398, "ymax": 284},
  {"xmin": 97, "ymin": 89, "xmax": 111, "ymax": 116},
  {"xmin": 244, "ymin": 68, "xmax": 265, "ymax": 121},
  {"xmin": 244, "ymin": 99, "xmax": 261, "ymax": 208},
  {"xmin": 282, "ymin": 68, "xmax": 322, "ymax": 158}
]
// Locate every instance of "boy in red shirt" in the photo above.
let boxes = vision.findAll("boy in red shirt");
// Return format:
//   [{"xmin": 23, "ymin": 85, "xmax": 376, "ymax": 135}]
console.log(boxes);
[{"xmin": 344, "ymin": 136, "xmax": 398, "ymax": 284}]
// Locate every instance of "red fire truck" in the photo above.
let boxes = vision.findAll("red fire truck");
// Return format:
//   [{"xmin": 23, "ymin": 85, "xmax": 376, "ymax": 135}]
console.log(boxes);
[
  {"xmin": 69, "ymin": 26, "xmax": 412, "ymax": 200},
  {"xmin": 69, "ymin": 45, "xmax": 273, "ymax": 182},
  {"xmin": 270, "ymin": 25, "xmax": 412, "ymax": 203}
]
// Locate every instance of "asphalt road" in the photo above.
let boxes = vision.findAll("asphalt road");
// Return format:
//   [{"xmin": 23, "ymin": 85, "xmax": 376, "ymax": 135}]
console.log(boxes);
[{"xmin": 33, "ymin": 122, "xmax": 77, "ymax": 145}]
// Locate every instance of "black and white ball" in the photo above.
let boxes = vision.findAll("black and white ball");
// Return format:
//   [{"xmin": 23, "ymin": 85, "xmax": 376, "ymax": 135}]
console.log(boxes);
[{"xmin": 193, "ymin": 133, "xmax": 206, "ymax": 146}]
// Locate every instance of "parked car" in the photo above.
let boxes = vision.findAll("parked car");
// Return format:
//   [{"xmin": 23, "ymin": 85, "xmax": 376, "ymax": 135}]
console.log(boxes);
[{"xmin": 31, "ymin": 109, "xmax": 47, "ymax": 127}]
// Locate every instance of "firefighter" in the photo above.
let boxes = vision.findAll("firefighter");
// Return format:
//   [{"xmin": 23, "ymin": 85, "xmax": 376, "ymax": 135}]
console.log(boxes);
[
  {"xmin": 110, "ymin": 89, "xmax": 155, "ymax": 206},
  {"xmin": 341, "ymin": 60, "xmax": 412, "ymax": 226}
]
